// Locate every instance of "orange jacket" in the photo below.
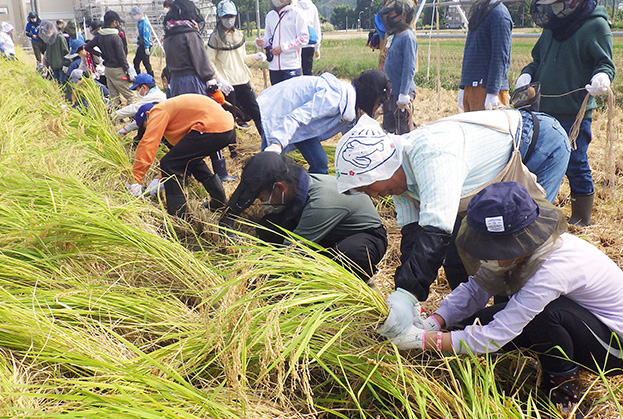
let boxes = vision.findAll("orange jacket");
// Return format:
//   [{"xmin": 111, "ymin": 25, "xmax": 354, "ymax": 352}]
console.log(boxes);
[{"xmin": 132, "ymin": 94, "xmax": 234, "ymax": 183}]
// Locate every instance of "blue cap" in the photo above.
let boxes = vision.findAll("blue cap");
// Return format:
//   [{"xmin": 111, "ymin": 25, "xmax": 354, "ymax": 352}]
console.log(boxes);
[
  {"xmin": 217, "ymin": 0, "xmax": 238, "ymax": 17},
  {"xmin": 69, "ymin": 38, "xmax": 85, "ymax": 54},
  {"xmin": 129, "ymin": 73, "xmax": 156, "ymax": 90},
  {"xmin": 134, "ymin": 103, "xmax": 155, "ymax": 127}
]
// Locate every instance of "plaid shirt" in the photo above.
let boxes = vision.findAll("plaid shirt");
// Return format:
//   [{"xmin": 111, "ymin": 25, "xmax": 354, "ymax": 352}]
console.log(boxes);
[{"xmin": 394, "ymin": 113, "xmax": 518, "ymax": 232}]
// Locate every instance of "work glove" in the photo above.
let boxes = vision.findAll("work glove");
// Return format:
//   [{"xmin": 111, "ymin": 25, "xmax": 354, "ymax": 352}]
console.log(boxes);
[
  {"xmin": 117, "ymin": 127, "xmax": 128, "ymax": 136},
  {"xmin": 377, "ymin": 288, "xmax": 421, "ymax": 339},
  {"xmin": 125, "ymin": 182, "xmax": 143, "ymax": 197},
  {"xmin": 484, "ymin": 93, "xmax": 501, "ymax": 110},
  {"xmin": 585, "ymin": 72, "xmax": 611, "ymax": 96},
  {"xmin": 421, "ymin": 315, "xmax": 441, "ymax": 331},
  {"xmin": 389, "ymin": 324, "xmax": 427, "ymax": 350},
  {"xmin": 397, "ymin": 94, "xmax": 411, "ymax": 111},
  {"xmin": 217, "ymin": 77, "xmax": 234, "ymax": 96},
  {"xmin": 515, "ymin": 73, "xmax": 532, "ymax": 90},
  {"xmin": 145, "ymin": 48, "xmax": 150, "ymax": 56},
  {"xmin": 254, "ymin": 52, "xmax": 267, "ymax": 62},
  {"xmin": 457, "ymin": 88, "xmax": 464, "ymax": 110},
  {"xmin": 314, "ymin": 50, "xmax": 321, "ymax": 60},
  {"xmin": 145, "ymin": 178, "xmax": 164, "ymax": 197},
  {"xmin": 264, "ymin": 143, "xmax": 282, "ymax": 154}
]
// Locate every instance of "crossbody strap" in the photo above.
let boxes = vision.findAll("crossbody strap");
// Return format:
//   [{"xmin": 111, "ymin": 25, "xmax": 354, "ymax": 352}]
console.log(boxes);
[{"xmin": 268, "ymin": 11, "xmax": 287, "ymax": 46}]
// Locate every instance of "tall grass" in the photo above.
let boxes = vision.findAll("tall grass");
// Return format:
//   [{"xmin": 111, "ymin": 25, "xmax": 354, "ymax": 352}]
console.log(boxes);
[{"xmin": 0, "ymin": 52, "xmax": 621, "ymax": 418}]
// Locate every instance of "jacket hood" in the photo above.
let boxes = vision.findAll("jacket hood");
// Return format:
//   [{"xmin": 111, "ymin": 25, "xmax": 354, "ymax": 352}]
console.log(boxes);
[
  {"xmin": 297, "ymin": 0, "xmax": 312, "ymax": 10},
  {"xmin": 592, "ymin": 4, "xmax": 610, "ymax": 21},
  {"xmin": 98, "ymin": 27, "xmax": 119, "ymax": 36}
]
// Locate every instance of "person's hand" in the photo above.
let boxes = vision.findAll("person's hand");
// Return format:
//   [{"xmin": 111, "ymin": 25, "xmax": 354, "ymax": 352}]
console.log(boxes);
[
  {"xmin": 484, "ymin": 93, "xmax": 501, "ymax": 110},
  {"xmin": 389, "ymin": 324, "xmax": 427, "ymax": 350},
  {"xmin": 314, "ymin": 50, "xmax": 320, "ymax": 60},
  {"xmin": 585, "ymin": 72, "xmax": 611, "ymax": 96},
  {"xmin": 396, "ymin": 94, "xmax": 411, "ymax": 111},
  {"xmin": 377, "ymin": 288, "xmax": 420, "ymax": 339},
  {"xmin": 217, "ymin": 77, "xmax": 234, "ymax": 95},
  {"xmin": 145, "ymin": 178, "xmax": 164, "ymax": 197},
  {"xmin": 457, "ymin": 88, "xmax": 464, "ymax": 111},
  {"xmin": 254, "ymin": 52, "xmax": 267, "ymax": 62},
  {"xmin": 125, "ymin": 182, "xmax": 143, "ymax": 197},
  {"xmin": 145, "ymin": 48, "xmax": 150, "ymax": 56},
  {"xmin": 264, "ymin": 143, "xmax": 282, "ymax": 153},
  {"xmin": 421, "ymin": 315, "xmax": 441, "ymax": 332},
  {"xmin": 271, "ymin": 45, "xmax": 282, "ymax": 56},
  {"xmin": 117, "ymin": 127, "xmax": 128, "ymax": 136},
  {"xmin": 255, "ymin": 37, "xmax": 265, "ymax": 48},
  {"xmin": 515, "ymin": 73, "xmax": 532, "ymax": 90}
]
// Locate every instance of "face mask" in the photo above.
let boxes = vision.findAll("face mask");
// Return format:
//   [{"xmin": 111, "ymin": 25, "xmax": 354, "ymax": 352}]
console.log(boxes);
[
  {"xmin": 131, "ymin": 14, "xmax": 141, "ymax": 21},
  {"xmin": 271, "ymin": 0, "xmax": 288, "ymax": 9},
  {"xmin": 261, "ymin": 184, "xmax": 286, "ymax": 214},
  {"xmin": 221, "ymin": 17, "xmax": 236, "ymax": 29},
  {"xmin": 480, "ymin": 259, "xmax": 520, "ymax": 273}
]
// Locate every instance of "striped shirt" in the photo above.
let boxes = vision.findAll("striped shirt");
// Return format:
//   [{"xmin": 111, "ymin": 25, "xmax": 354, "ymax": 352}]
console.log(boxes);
[{"xmin": 394, "ymin": 111, "xmax": 518, "ymax": 232}]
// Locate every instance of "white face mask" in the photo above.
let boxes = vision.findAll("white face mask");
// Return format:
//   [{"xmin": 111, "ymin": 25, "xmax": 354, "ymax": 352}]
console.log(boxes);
[
  {"xmin": 271, "ymin": 0, "xmax": 288, "ymax": 9},
  {"xmin": 261, "ymin": 184, "xmax": 286, "ymax": 214},
  {"xmin": 131, "ymin": 14, "xmax": 141, "ymax": 21},
  {"xmin": 480, "ymin": 259, "xmax": 520, "ymax": 273},
  {"xmin": 221, "ymin": 17, "xmax": 236, "ymax": 29}
]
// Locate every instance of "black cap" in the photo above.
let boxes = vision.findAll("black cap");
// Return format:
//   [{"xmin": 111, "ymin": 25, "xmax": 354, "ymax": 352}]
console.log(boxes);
[
  {"xmin": 352, "ymin": 69, "xmax": 392, "ymax": 116},
  {"xmin": 104, "ymin": 10, "xmax": 124, "ymax": 24},
  {"xmin": 228, "ymin": 152, "xmax": 289, "ymax": 212}
]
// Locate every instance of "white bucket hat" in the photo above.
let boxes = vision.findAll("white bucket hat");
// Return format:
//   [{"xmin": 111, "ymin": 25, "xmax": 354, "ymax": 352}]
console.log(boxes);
[{"xmin": 335, "ymin": 114, "xmax": 403, "ymax": 194}]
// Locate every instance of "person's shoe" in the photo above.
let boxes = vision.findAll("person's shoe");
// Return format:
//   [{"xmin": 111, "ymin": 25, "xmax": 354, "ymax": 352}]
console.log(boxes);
[
  {"xmin": 211, "ymin": 157, "xmax": 238, "ymax": 182},
  {"xmin": 568, "ymin": 194, "xmax": 594, "ymax": 226},
  {"xmin": 237, "ymin": 121, "xmax": 250, "ymax": 129},
  {"xmin": 541, "ymin": 367, "xmax": 584, "ymax": 418},
  {"xmin": 201, "ymin": 174, "xmax": 227, "ymax": 210}
]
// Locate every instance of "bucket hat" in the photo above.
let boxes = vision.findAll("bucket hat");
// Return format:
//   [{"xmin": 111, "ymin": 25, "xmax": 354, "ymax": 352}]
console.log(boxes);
[{"xmin": 456, "ymin": 181, "xmax": 566, "ymax": 261}]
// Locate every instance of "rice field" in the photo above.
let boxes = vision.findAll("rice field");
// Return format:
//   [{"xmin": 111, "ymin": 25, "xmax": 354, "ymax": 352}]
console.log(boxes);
[{"xmin": 2, "ymin": 35, "xmax": 623, "ymax": 418}]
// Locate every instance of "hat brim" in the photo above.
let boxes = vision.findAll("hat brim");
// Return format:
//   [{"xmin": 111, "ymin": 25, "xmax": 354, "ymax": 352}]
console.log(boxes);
[
  {"xmin": 227, "ymin": 181, "xmax": 261, "ymax": 214},
  {"xmin": 456, "ymin": 198, "xmax": 566, "ymax": 261}
]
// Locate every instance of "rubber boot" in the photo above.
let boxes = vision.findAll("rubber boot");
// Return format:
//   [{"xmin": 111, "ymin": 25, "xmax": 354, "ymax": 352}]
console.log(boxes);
[
  {"xmin": 541, "ymin": 367, "xmax": 583, "ymax": 418},
  {"xmin": 165, "ymin": 193, "xmax": 187, "ymax": 218},
  {"xmin": 568, "ymin": 194, "xmax": 594, "ymax": 226},
  {"xmin": 201, "ymin": 174, "xmax": 227, "ymax": 211},
  {"xmin": 228, "ymin": 144, "xmax": 238, "ymax": 159},
  {"xmin": 210, "ymin": 151, "xmax": 237, "ymax": 182}
]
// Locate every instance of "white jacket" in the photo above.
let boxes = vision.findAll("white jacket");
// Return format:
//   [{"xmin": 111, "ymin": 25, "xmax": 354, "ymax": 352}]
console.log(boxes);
[
  {"xmin": 295, "ymin": 0, "xmax": 321, "ymax": 50},
  {"xmin": 116, "ymin": 87, "xmax": 167, "ymax": 132},
  {"xmin": 262, "ymin": 5, "xmax": 308, "ymax": 71}
]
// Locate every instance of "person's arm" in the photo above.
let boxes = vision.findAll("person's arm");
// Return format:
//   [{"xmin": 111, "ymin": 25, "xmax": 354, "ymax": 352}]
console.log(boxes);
[
  {"xmin": 289, "ymin": 206, "xmax": 350, "ymax": 244},
  {"xmin": 279, "ymin": 10, "xmax": 309, "ymax": 53},
  {"xmin": 263, "ymin": 97, "xmax": 324, "ymax": 148},
  {"xmin": 25, "ymin": 23, "xmax": 33, "ymax": 38},
  {"xmin": 111, "ymin": 35, "xmax": 129, "ymax": 72},
  {"xmin": 205, "ymin": 43, "xmax": 222, "ymax": 79},
  {"xmin": 398, "ymin": 33, "xmax": 417, "ymax": 96},
  {"xmin": 132, "ymin": 109, "xmax": 170, "ymax": 184},
  {"xmin": 189, "ymin": 32, "xmax": 216, "ymax": 82},
  {"xmin": 587, "ymin": 22, "xmax": 615, "ymax": 82},
  {"xmin": 141, "ymin": 20, "xmax": 152, "ymax": 48},
  {"xmin": 485, "ymin": 10, "xmax": 512, "ymax": 95},
  {"xmin": 435, "ymin": 276, "xmax": 493, "ymax": 328}
]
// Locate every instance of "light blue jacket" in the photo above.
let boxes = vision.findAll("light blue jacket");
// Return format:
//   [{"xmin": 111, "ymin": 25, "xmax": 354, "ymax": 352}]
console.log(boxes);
[
  {"xmin": 257, "ymin": 72, "xmax": 356, "ymax": 149},
  {"xmin": 137, "ymin": 18, "xmax": 152, "ymax": 48}
]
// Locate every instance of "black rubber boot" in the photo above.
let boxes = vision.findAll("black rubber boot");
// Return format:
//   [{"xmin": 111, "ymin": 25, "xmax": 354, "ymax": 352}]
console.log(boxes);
[
  {"xmin": 201, "ymin": 174, "xmax": 227, "ymax": 211},
  {"xmin": 165, "ymin": 193, "xmax": 187, "ymax": 218},
  {"xmin": 568, "ymin": 194, "xmax": 594, "ymax": 226},
  {"xmin": 541, "ymin": 367, "xmax": 584, "ymax": 418},
  {"xmin": 210, "ymin": 151, "xmax": 237, "ymax": 182}
]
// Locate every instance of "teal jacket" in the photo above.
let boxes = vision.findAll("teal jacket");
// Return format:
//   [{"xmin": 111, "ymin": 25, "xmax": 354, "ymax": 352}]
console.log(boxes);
[{"xmin": 521, "ymin": 6, "xmax": 615, "ymax": 120}]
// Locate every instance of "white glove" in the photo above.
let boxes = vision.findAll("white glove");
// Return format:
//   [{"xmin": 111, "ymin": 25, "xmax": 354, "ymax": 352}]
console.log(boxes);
[
  {"xmin": 145, "ymin": 48, "xmax": 150, "ymax": 56},
  {"xmin": 484, "ymin": 93, "xmax": 501, "ymax": 110},
  {"xmin": 457, "ymin": 88, "xmax": 464, "ymax": 111},
  {"xmin": 207, "ymin": 79, "xmax": 218, "ymax": 87},
  {"xmin": 126, "ymin": 182, "xmax": 143, "ymax": 197},
  {"xmin": 421, "ymin": 316, "xmax": 441, "ymax": 332},
  {"xmin": 389, "ymin": 324, "xmax": 427, "ymax": 350},
  {"xmin": 217, "ymin": 77, "xmax": 234, "ymax": 96},
  {"xmin": 314, "ymin": 50, "xmax": 320, "ymax": 60},
  {"xmin": 377, "ymin": 288, "xmax": 420, "ymax": 339},
  {"xmin": 145, "ymin": 178, "xmax": 164, "ymax": 197},
  {"xmin": 515, "ymin": 73, "xmax": 532, "ymax": 90},
  {"xmin": 396, "ymin": 94, "xmax": 411, "ymax": 110},
  {"xmin": 264, "ymin": 143, "xmax": 283, "ymax": 153},
  {"xmin": 585, "ymin": 72, "xmax": 611, "ymax": 96},
  {"xmin": 254, "ymin": 52, "xmax": 267, "ymax": 62},
  {"xmin": 117, "ymin": 127, "xmax": 128, "ymax": 136}
]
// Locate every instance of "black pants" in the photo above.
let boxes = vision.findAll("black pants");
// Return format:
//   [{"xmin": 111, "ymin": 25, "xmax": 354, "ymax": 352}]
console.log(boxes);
[
  {"xmin": 464, "ymin": 296, "xmax": 623, "ymax": 374},
  {"xmin": 258, "ymin": 218, "xmax": 387, "ymax": 281},
  {"xmin": 269, "ymin": 69, "xmax": 301, "ymax": 85},
  {"xmin": 159, "ymin": 129, "xmax": 236, "ymax": 215},
  {"xmin": 133, "ymin": 46, "xmax": 153, "ymax": 76},
  {"xmin": 31, "ymin": 40, "xmax": 45, "ymax": 63},
  {"xmin": 225, "ymin": 82, "xmax": 264, "ymax": 138},
  {"xmin": 301, "ymin": 47, "xmax": 314, "ymax": 76}
]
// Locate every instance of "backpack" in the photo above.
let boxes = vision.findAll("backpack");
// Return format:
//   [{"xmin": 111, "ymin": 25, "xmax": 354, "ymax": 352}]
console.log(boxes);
[{"xmin": 366, "ymin": 30, "xmax": 380, "ymax": 49}]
